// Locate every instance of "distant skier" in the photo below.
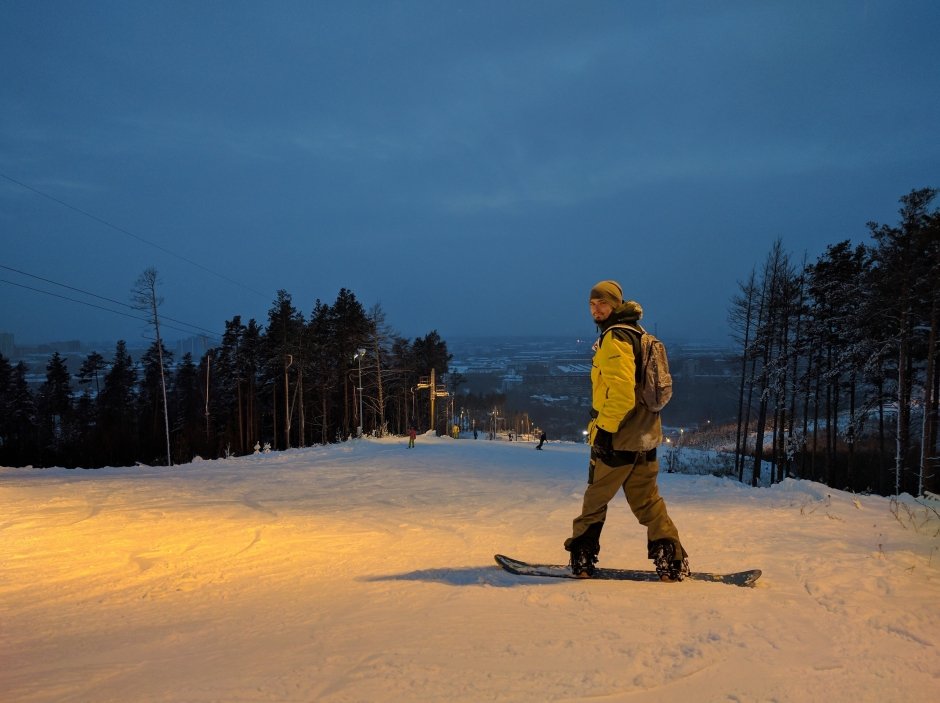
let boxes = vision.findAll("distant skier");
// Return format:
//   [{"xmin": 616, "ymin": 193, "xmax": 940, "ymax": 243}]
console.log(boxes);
[
  {"xmin": 536, "ymin": 432, "xmax": 547, "ymax": 450},
  {"xmin": 407, "ymin": 427, "xmax": 417, "ymax": 449}
]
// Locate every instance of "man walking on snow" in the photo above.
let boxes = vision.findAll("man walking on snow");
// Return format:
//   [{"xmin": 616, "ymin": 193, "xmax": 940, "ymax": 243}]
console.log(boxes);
[{"xmin": 564, "ymin": 280, "xmax": 690, "ymax": 581}]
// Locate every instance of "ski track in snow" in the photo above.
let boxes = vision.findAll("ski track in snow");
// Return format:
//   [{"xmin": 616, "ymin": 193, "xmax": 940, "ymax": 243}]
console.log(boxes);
[{"xmin": 1, "ymin": 436, "xmax": 938, "ymax": 702}]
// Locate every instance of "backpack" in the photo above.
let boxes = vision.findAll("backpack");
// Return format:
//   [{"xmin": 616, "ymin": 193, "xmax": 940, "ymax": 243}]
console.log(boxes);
[{"xmin": 602, "ymin": 323, "xmax": 673, "ymax": 413}]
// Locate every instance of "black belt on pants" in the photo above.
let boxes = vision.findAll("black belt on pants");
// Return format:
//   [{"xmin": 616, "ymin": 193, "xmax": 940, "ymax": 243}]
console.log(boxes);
[{"xmin": 594, "ymin": 447, "xmax": 657, "ymax": 467}]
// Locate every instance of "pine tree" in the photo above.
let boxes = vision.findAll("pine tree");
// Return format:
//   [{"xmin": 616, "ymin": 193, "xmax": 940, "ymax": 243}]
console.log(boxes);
[
  {"xmin": 170, "ymin": 352, "xmax": 204, "ymax": 462},
  {"xmin": 869, "ymin": 188, "xmax": 938, "ymax": 494},
  {"xmin": 138, "ymin": 341, "xmax": 174, "ymax": 464},
  {"xmin": 98, "ymin": 341, "xmax": 138, "ymax": 466},
  {"xmin": 922, "ymin": 206, "xmax": 940, "ymax": 494},
  {"xmin": 215, "ymin": 316, "xmax": 247, "ymax": 454},
  {"xmin": 36, "ymin": 351, "xmax": 73, "ymax": 463},
  {"xmin": 78, "ymin": 351, "xmax": 106, "ymax": 396},
  {"xmin": 241, "ymin": 319, "xmax": 263, "ymax": 450},
  {"xmin": 329, "ymin": 289, "xmax": 371, "ymax": 438},
  {"xmin": 0, "ymin": 354, "xmax": 12, "ymax": 456},
  {"xmin": 0, "ymin": 360, "xmax": 36, "ymax": 466},
  {"xmin": 804, "ymin": 240, "xmax": 873, "ymax": 487},
  {"xmin": 306, "ymin": 299, "xmax": 338, "ymax": 445},
  {"xmin": 264, "ymin": 290, "xmax": 305, "ymax": 449}
]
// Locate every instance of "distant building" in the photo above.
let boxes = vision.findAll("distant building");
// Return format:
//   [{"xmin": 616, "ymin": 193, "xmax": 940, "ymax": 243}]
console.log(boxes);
[
  {"xmin": 50, "ymin": 340, "xmax": 82, "ymax": 353},
  {"xmin": 0, "ymin": 332, "xmax": 14, "ymax": 359},
  {"xmin": 501, "ymin": 369, "xmax": 524, "ymax": 392},
  {"xmin": 176, "ymin": 335, "xmax": 214, "ymax": 359}
]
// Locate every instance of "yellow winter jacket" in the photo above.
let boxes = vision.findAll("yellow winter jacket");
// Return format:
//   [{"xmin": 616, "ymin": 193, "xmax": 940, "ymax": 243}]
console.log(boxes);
[{"xmin": 588, "ymin": 326, "xmax": 663, "ymax": 453}]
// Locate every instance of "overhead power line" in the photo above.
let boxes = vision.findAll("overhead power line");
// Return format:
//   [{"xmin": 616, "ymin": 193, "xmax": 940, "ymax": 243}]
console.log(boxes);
[
  {"xmin": 0, "ymin": 264, "xmax": 221, "ymax": 338},
  {"xmin": 1, "ymin": 172, "xmax": 269, "ymax": 299},
  {"xmin": 2, "ymin": 278, "xmax": 147, "ymax": 323},
  {"xmin": 0, "ymin": 276, "xmax": 221, "ymax": 339},
  {"xmin": 2, "ymin": 263, "xmax": 130, "ymax": 310}
]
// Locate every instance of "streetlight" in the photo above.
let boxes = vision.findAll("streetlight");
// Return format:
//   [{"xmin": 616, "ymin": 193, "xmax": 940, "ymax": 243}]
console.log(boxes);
[{"xmin": 354, "ymin": 348, "xmax": 366, "ymax": 437}]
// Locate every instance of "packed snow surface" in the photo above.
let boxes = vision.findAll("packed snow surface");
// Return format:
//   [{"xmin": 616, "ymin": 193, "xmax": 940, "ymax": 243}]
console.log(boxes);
[{"xmin": 2, "ymin": 435, "xmax": 938, "ymax": 702}]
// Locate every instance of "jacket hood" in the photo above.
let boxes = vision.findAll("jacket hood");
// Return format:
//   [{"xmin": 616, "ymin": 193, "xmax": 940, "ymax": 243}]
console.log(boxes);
[{"xmin": 599, "ymin": 300, "xmax": 643, "ymax": 331}]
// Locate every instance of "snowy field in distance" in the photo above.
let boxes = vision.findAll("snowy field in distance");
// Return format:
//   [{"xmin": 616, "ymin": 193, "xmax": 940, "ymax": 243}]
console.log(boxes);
[{"xmin": 1, "ymin": 435, "xmax": 938, "ymax": 702}]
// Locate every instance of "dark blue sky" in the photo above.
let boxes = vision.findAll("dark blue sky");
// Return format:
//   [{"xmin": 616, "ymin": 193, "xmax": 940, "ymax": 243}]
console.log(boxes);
[{"xmin": 2, "ymin": 1, "xmax": 938, "ymax": 347}]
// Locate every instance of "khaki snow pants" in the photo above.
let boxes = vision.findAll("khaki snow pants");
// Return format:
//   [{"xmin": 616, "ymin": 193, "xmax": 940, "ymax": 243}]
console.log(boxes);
[{"xmin": 566, "ymin": 449, "xmax": 688, "ymax": 559}]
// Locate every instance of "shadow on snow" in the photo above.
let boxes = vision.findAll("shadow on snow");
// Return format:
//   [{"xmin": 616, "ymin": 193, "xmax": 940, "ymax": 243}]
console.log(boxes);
[{"xmin": 360, "ymin": 565, "xmax": 566, "ymax": 588}]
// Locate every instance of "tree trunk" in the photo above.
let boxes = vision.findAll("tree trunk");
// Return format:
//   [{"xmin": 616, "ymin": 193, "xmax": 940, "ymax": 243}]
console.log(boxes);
[
  {"xmin": 733, "ymin": 273, "xmax": 756, "ymax": 481},
  {"xmin": 299, "ymin": 370, "xmax": 306, "ymax": 447},
  {"xmin": 133, "ymin": 268, "xmax": 171, "ymax": 467},
  {"xmin": 847, "ymin": 372, "xmax": 856, "ymax": 488},
  {"xmin": 812, "ymin": 355, "xmax": 821, "ymax": 482},
  {"xmin": 798, "ymin": 339, "xmax": 815, "ymax": 480},
  {"xmin": 284, "ymin": 354, "xmax": 292, "ymax": 449},
  {"xmin": 895, "ymin": 312, "xmax": 910, "ymax": 496},
  {"xmin": 920, "ymin": 295, "xmax": 938, "ymax": 496},
  {"xmin": 374, "ymin": 343, "xmax": 385, "ymax": 437},
  {"xmin": 877, "ymin": 372, "xmax": 886, "ymax": 495}
]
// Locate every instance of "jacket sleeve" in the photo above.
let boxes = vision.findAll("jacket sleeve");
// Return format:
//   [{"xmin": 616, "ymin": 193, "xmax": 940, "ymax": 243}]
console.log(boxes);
[{"xmin": 595, "ymin": 333, "xmax": 636, "ymax": 433}]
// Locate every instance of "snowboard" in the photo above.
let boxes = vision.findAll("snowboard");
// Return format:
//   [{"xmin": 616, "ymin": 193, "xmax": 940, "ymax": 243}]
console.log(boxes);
[{"xmin": 494, "ymin": 554, "xmax": 761, "ymax": 588}]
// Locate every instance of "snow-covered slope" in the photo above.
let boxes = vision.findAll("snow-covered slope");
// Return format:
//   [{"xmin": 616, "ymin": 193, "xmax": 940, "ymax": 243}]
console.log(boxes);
[{"xmin": 1, "ymin": 436, "xmax": 937, "ymax": 702}]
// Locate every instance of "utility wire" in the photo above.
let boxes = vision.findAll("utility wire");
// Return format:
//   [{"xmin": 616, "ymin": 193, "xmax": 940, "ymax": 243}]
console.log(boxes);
[
  {"xmin": 1, "ymin": 279, "xmax": 220, "ymax": 340},
  {"xmin": 4, "ymin": 278, "xmax": 147, "ymax": 325},
  {"xmin": 1, "ymin": 264, "xmax": 221, "ymax": 338},
  {"xmin": 2, "ymin": 263, "xmax": 131, "ymax": 310},
  {"xmin": 1, "ymin": 172, "xmax": 269, "ymax": 299}
]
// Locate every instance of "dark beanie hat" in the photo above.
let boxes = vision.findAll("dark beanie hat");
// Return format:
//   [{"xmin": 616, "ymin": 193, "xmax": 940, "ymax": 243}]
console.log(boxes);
[{"xmin": 589, "ymin": 280, "xmax": 623, "ymax": 307}]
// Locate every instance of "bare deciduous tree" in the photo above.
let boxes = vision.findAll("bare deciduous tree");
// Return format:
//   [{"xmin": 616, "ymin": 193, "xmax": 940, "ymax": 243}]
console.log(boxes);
[{"xmin": 132, "ymin": 267, "xmax": 171, "ymax": 466}]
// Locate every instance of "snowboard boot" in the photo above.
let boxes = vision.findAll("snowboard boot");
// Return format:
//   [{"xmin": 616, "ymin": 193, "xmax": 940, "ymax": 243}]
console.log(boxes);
[
  {"xmin": 569, "ymin": 543, "xmax": 598, "ymax": 578},
  {"xmin": 649, "ymin": 539, "xmax": 691, "ymax": 582},
  {"xmin": 566, "ymin": 523, "xmax": 602, "ymax": 578}
]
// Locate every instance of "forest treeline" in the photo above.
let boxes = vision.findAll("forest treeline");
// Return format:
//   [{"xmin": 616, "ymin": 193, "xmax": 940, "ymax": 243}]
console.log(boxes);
[
  {"xmin": 3, "ymin": 187, "xmax": 937, "ymax": 496},
  {"xmin": 0, "ymin": 287, "xmax": 504, "ymax": 468},
  {"xmin": 730, "ymin": 188, "xmax": 939, "ymax": 496}
]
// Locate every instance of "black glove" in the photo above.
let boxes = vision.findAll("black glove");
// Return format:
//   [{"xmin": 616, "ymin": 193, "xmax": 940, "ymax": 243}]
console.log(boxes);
[{"xmin": 593, "ymin": 428, "xmax": 614, "ymax": 454}]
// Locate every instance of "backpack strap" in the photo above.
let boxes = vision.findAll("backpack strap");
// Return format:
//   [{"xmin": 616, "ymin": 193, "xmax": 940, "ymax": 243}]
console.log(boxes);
[
  {"xmin": 597, "ymin": 322, "xmax": 645, "ymax": 345},
  {"xmin": 599, "ymin": 323, "xmax": 645, "ymax": 354}
]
